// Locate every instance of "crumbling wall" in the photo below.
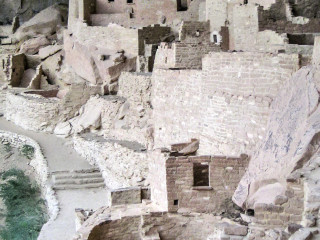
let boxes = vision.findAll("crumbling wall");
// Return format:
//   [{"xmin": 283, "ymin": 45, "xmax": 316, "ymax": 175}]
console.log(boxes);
[
  {"xmin": 77, "ymin": 207, "xmax": 221, "ymax": 240},
  {"xmin": 165, "ymin": 155, "xmax": 249, "ymax": 213},
  {"xmin": 5, "ymin": 91, "xmax": 60, "ymax": 132},
  {"xmin": 155, "ymin": 42, "xmax": 219, "ymax": 69},
  {"xmin": 179, "ymin": 21, "xmax": 210, "ymax": 44},
  {"xmin": 7, "ymin": 54, "xmax": 26, "ymax": 87},
  {"xmin": 253, "ymin": 179, "xmax": 304, "ymax": 228},
  {"xmin": 258, "ymin": 3, "xmax": 320, "ymax": 34},
  {"xmin": 138, "ymin": 25, "xmax": 171, "ymax": 56},
  {"xmin": 73, "ymin": 134, "xmax": 148, "ymax": 189},
  {"xmin": 154, "ymin": 21, "xmax": 219, "ymax": 70},
  {"xmin": 153, "ymin": 52, "xmax": 299, "ymax": 156}
]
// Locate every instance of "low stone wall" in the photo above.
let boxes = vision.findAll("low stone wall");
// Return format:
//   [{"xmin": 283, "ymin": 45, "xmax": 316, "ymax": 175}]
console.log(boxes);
[
  {"xmin": 74, "ymin": 205, "xmax": 221, "ymax": 240},
  {"xmin": 0, "ymin": 131, "xmax": 59, "ymax": 220},
  {"xmin": 73, "ymin": 134, "xmax": 148, "ymax": 189},
  {"xmin": 5, "ymin": 91, "xmax": 60, "ymax": 132},
  {"xmin": 253, "ymin": 180, "xmax": 304, "ymax": 228}
]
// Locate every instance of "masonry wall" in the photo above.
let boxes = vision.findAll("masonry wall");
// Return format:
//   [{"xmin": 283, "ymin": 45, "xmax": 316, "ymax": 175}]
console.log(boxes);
[
  {"xmin": 89, "ymin": 0, "xmax": 202, "ymax": 33},
  {"xmin": 228, "ymin": 3, "xmax": 259, "ymax": 51},
  {"xmin": 148, "ymin": 150, "xmax": 170, "ymax": 210},
  {"xmin": 258, "ymin": 5, "xmax": 320, "ymax": 34},
  {"xmin": 8, "ymin": 54, "xmax": 26, "ymax": 87},
  {"xmin": 154, "ymin": 42, "xmax": 219, "ymax": 70},
  {"xmin": 153, "ymin": 69, "xmax": 202, "ymax": 148},
  {"xmin": 74, "ymin": 24, "xmax": 139, "ymax": 55},
  {"xmin": 166, "ymin": 155, "xmax": 249, "ymax": 213},
  {"xmin": 253, "ymin": 180, "xmax": 304, "ymax": 228},
  {"xmin": 5, "ymin": 91, "xmax": 60, "ymax": 132},
  {"xmin": 138, "ymin": 25, "xmax": 171, "ymax": 56},
  {"xmin": 153, "ymin": 52, "xmax": 299, "ymax": 156},
  {"xmin": 179, "ymin": 21, "xmax": 210, "ymax": 44},
  {"xmin": 206, "ymin": 0, "xmax": 228, "ymax": 34},
  {"xmin": 86, "ymin": 211, "xmax": 219, "ymax": 240},
  {"xmin": 313, "ymin": 36, "xmax": 320, "ymax": 67},
  {"xmin": 73, "ymin": 134, "xmax": 148, "ymax": 189}
]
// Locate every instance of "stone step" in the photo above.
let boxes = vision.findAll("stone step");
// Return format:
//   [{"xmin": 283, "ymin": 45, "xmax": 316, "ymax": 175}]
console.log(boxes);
[
  {"xmin": 52, "ymin": 172, "xmax": 103, "ymax": 180},
  {"xmin": 51, "ymin": 168, "xmax": 100, "ymax": 175},
  {"xmin": 53, "ymin": 182, "xmax": 106, "ymax": 190},
  {"xmin": 54, "ymin": 177, "xmax": 105, "ymax": 186}
]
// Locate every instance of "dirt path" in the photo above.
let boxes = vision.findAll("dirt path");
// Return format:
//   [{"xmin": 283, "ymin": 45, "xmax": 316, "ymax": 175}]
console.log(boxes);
[
  {"xmin": 0, "ymin": 117, "xmax": 109, "ymax": 240},
  {"xmin": 0, "ymin": 117, "xmax": 92, "ymax": 172}
]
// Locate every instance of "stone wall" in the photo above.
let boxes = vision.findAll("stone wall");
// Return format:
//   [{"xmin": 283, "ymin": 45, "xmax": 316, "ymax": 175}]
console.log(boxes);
[
  {"xmin": 165, "ymin": 155, "xmax": 249, "ymax": 213},
  {"xmin": 179, "ymin": 21, "xmax": 210, "ymax": 44},
  {"xmin": 153, "ymin": 21, "xmax": 220, "ymax": 70},
  {"xmin": 154, "ymin": 42, "xmax": 219, "ymax": 69},
  {"xmin": 258, "ymin": 3, "xmax": 320, "ymax": 34},
  {"xmin": 73, "ymin": 134, "xmax": 148, "ymax": 189},
  {"xmin": 148, "ymin": 150, "xmax": 170, "ymax": 211},
  {"xmin": 75, "ymin": 205, "xmax": 221, "ymax": 240},
  {"xmin": 5, "ymin": 91, "xmax": 60, "ymax": 132},
  {"xmin": 73, "ymin": 23, "xmax": 139, "ymax": 55},
  {"xmin": 206, "ymin": 0, "xmax": 228, "ymax": 34},
  {"xmin": 7, "ymin": 54, "xmax": 26, "ymax": 87},
  {"xmin": 138, "ymin": 25, "xmax": 171, "ymax": 56},
  {"xmin": 253, "ymin": 179, "xmax": 304, "ymax": 228},
  {"xmin": 313, "ymin": 36, "xmax": 320, "ymax": 67},
  {"xmin": 153, "ymin": 52, "xmax": 299, "ymax": 156},
  {"xmin": 228, "ymin": 3, "xmax": 259, "ymax": 51}
]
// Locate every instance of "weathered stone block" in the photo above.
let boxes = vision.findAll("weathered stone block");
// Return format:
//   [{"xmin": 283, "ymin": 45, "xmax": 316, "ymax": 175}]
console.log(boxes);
[{"xmin": 111, "ymin": 187, "xmax": 142, "ymax": 206}]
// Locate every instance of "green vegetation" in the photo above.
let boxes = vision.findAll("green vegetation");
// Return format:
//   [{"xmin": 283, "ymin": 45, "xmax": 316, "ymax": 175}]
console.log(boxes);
[
  {"xmin": 3, "ymin": 143, "xmax": 11, "ymax": 153},
  {"xmin": 20, "ymin": 145, "xmax": 35, "ymax": 160},
  {"xmin": 0, "ymin": 169, "xmax": 47, "ymax": 240}
]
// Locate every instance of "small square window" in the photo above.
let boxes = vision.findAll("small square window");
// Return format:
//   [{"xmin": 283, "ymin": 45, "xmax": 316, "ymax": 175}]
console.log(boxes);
[
  {"xmin": 193, "ymin": 163, "xmax": 209, "ymax": 186},
  {"xmin": 174, "ymin": 199, "xmax": 179, "ymax": 206},
  {"xmin": 127, "ymin": 0, "xmax": 133, "ymax": 3}
]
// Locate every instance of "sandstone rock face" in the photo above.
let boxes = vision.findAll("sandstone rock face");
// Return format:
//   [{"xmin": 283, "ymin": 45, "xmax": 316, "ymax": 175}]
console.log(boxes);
[
  {"xmin": 233, "ymin": 66, "xmax": 320, "ymax": 208},
  {"xmin": 0, "ymin": 0, "xmax": 68, "ymax": 24},
  {"xmin": 14, "ymin": 4, "xmax": 68, "ymax": 41},
  {"xmin": 19, "ymin": 35, "xmax": 50, "ymax": 54},
  {"xmin": 39, "ymin": 45, "xmax": 62, "ymax": 60}
]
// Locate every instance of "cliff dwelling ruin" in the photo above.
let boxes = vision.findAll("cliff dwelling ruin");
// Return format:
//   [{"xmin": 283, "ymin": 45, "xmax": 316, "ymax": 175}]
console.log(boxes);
[{"xmin": 0, "ymin": 0, "xmax": 320, "ymax": 239}]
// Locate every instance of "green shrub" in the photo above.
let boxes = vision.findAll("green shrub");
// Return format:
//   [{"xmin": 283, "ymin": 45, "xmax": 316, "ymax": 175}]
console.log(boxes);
[
  {"xmin": 20, "ymin": 145, "xmax": 35, "ymax": 160},
  {"xmin": 0, "ymin": 169, "xmax": 47, "ymax": 240},
  {"xmin": 2, "ymin": 143, "xmax": 11, "ymax": 153}
]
